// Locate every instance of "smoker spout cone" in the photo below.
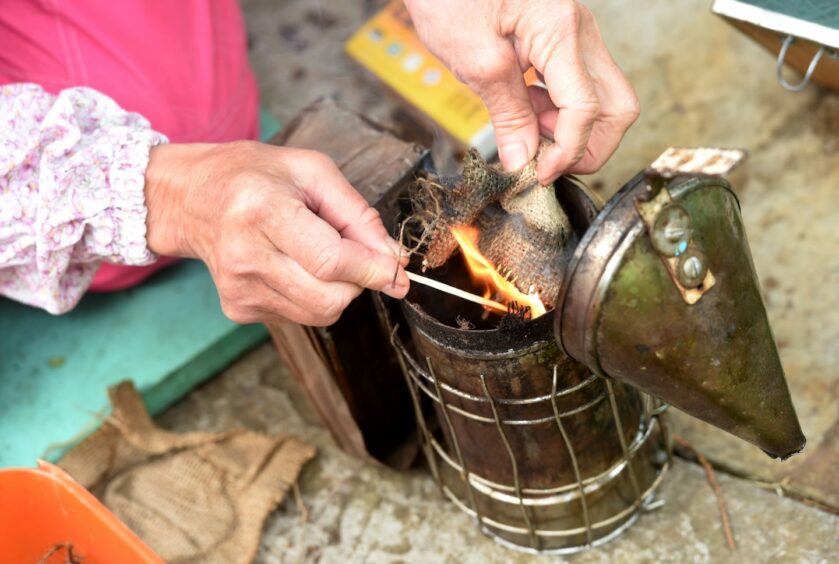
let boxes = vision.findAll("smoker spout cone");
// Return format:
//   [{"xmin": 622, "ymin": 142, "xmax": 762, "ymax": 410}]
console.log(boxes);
[{"xmin": 556, "ymin": 175, "xmax": 806, "ymax": 459}]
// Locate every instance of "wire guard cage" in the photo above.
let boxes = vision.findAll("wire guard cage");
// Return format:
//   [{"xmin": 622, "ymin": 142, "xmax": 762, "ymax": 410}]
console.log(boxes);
[{"xmin": 381, "ymin": 298, "xmax": 672, "ymax": 555}]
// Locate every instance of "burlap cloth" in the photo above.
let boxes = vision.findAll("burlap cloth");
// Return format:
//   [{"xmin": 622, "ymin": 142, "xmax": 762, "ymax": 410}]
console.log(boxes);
[
  {"xmin": 59, "ymin": 382, "xmax": 316, "ymax": 564},
  {"xmin": 412, "ymin": 147, "xmax": 571, "ymax": 306}
]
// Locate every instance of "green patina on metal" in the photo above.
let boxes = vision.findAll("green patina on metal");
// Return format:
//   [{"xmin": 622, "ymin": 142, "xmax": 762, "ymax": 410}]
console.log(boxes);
[{"xmin": 592, "ymin": 178, "xmax": 805, "ymax": 459}]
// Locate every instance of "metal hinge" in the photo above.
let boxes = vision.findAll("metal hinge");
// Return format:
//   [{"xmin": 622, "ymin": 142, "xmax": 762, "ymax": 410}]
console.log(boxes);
[{"xmin": 636, "ymin": 147, "xmax": 746, "ymax": 304}]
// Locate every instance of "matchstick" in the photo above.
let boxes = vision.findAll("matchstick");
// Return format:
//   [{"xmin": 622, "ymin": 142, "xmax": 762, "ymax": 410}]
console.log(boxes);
[{"xmin": 405, "ymin": 272, "xmax": 508, "ymax": 314}]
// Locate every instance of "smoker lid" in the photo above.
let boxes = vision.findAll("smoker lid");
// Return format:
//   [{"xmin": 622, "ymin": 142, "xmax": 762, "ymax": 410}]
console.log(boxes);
[
  {"xmin": 553, "ymin": 149, "xmax": 806, "ymax": 459},
  {"xmin": 553, "ymin": 171, "xmax": 650, "ymax": 360}
]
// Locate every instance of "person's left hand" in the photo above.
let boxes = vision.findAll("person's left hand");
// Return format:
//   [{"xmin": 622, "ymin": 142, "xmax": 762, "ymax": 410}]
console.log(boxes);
[{"xmin": 405, "ymin": 0, "xmax": 639, "ymax": 184}]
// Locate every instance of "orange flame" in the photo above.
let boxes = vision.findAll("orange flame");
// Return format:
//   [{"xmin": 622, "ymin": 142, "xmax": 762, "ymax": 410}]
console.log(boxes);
[{"xmin": 451, "ymin": 226, "xmax": 547, "ymax": 318}]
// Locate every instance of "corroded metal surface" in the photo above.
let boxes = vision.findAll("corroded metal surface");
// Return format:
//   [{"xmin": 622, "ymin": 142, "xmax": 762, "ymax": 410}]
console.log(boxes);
[
  {"xmin": 379, "ymin": 176, "xmax": 669, "ymax": 554},
  {"xmin": 557, "ymin": 174, "xmax": 806, "ymax": 459},
  {"xmin": 391, "ymin": 300, "xmax": 669, "ymax": 554},
  {"xmin": 404, "ymin": 304, "xmax": 644, "ymax": 488},
  {"xmin": 647, "ymin": 147, "xmax": 746, "ymax": 178}
]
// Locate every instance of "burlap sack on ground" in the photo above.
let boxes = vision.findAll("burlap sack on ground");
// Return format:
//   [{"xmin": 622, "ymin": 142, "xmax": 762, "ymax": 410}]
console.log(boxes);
[
  {"xmin": 412, "ymin": 148, "xmax": 571, "ymax": 305},
  {"xmin": 59, "ymin": 381, "xmax": 316, "ymax": 564}
]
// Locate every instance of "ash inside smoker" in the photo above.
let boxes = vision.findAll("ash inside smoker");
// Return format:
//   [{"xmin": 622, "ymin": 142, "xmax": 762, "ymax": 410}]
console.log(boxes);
[{"xmin": 402, "ymin": 148, "xmax": 576, "ymax": 318}]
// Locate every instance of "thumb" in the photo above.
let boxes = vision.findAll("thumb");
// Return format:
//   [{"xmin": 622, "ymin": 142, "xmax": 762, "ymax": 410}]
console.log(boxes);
[{"xmin": 469, "ymin": 44, "xmax": 540, "ymax": 171}]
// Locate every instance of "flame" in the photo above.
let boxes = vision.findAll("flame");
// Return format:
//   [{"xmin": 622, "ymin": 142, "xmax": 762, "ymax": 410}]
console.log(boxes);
[{"xmin": 451, "ymin": 226, "xmax": 547, "ymax": 318}]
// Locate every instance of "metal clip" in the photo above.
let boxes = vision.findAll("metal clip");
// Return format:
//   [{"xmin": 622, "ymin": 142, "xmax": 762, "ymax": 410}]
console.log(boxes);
[{"xmin": 776, "ymin": 35, "xmax": 827, "ymax": 93}]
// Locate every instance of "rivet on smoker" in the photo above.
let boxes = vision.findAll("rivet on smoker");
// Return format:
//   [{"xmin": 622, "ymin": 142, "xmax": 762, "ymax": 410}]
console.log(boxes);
[
  {"xmin": 651, "ymin": 204, "xmax": 692, "ymax": 257},
  {"xmin": 677, "ymin": 248, "xmax": 708, "ymax": 288}
]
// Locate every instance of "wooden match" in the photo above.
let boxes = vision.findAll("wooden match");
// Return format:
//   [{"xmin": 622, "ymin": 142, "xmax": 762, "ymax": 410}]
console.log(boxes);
[{"xmin": 405, "ymin": 271, "xmax": 508, "ymax": 314}]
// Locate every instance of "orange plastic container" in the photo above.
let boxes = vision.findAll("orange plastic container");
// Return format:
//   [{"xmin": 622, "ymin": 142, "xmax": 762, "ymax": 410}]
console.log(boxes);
[{"xmin": 0, "ymin": 461, "xmax": 162, "ymax": 563}]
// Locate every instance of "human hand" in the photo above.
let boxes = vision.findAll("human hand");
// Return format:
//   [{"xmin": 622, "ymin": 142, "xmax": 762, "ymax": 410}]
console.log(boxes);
[
  {"xmin": 405, "ymin": 0, "xmax": 640, "ymax": 183},
  {"xmin": 143, "ymin": 141, "xmax": 408, "ymax": 326}
]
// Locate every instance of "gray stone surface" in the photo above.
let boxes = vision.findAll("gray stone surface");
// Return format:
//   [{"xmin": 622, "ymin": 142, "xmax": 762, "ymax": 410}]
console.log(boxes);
[{"xmin": 157, "ymin": 345, "xmax": 838, "ymax": 563}]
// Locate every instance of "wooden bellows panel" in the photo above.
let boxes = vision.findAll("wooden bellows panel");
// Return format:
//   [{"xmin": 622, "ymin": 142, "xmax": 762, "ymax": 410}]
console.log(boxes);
[{"xmin": 266, "ymin": 98, "xmax": 427, "ymax": 466}]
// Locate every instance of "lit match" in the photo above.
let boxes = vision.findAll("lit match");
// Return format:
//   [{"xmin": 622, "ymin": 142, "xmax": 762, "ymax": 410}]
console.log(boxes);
[{"xmin": 405, "ymin": 271, "xmax": 508, "ymax": 314}]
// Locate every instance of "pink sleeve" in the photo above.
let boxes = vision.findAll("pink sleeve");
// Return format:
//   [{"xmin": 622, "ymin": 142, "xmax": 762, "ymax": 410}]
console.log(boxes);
[{"xmin": 0, "ymin": 83, "xmax": 168, "ymax": 314}]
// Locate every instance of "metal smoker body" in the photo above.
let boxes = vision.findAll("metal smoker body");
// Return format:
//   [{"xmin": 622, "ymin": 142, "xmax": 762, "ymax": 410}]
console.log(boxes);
[
  {"xmin": 384, "ymin": 148, "xmax": 805, "ymax": 554},
  {"xmin": 388, "ymin": 301, "xmax": 669, "ymax": 554}
]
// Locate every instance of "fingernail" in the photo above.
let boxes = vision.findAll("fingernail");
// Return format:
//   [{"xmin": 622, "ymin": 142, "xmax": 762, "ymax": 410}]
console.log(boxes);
[
  {"xmin": 383, "ymin": 277, "xmax": 409, "ymax": 299},
  {"xmin": 499, "ymin": 141, "xmax": 529, "ymax": 171},
  {"xmin": 537, "ymin": 144, "xmax": 563, "ymax": 184}
]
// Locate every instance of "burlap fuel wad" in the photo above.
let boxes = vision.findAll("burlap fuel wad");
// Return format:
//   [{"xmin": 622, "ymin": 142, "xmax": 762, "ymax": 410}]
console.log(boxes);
[
  {"xmin": 411, "ymin": 148, "xmax": 571, "ymax": 306},
  {"xmin": 59, "ymin": 381, "xmax": 316, "ymax": 564}
]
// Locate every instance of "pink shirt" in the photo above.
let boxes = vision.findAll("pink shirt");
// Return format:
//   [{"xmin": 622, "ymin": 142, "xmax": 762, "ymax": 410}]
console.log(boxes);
[{"xmin": 0, "ymin": 0, "xmax": 259, "ymax": 312}]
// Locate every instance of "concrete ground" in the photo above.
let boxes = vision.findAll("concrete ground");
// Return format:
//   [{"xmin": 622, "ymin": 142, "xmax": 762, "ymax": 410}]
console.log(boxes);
[
  {"xmin": 159, "ymin": 345, "xmax": 838, "ymax": 563},
  {"xmin": 160, "ymin": 0, "xmax": 839, "ymax": 561}
]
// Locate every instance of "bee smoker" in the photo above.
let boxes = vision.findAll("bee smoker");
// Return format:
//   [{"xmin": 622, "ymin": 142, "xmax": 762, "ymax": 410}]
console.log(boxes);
[{"xmin": 379, "ymin": 147, "xmax": 805, "ymax": 554}]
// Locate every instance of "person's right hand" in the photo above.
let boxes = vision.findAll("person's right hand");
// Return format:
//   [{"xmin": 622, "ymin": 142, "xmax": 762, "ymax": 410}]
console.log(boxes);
[
  {"xmin": 143, "ymin": 141, "xmax": 408, "ymax": 326},
  {"xmin": 405, "ymin": 0, "xmax": 640, "ymax": 184}
]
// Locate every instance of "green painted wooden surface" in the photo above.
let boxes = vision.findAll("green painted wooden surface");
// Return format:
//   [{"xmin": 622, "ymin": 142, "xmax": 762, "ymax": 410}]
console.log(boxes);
[
  {"xmin": 736, "ymin": 0, "xmax": 839, "ymax": 29},
  {"xmin": 0, "ymin": 261, "xmax": 268, "ymax": 467},
  {"xmin": 0, "ymin": 110, "xmax": 282, "ymax": 468}
]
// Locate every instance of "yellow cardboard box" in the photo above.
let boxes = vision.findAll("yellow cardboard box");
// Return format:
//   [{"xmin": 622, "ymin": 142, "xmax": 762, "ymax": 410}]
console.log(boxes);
[{"xmin": 345, "ymin": 1, "xmax": 496, "ymax": 157}]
